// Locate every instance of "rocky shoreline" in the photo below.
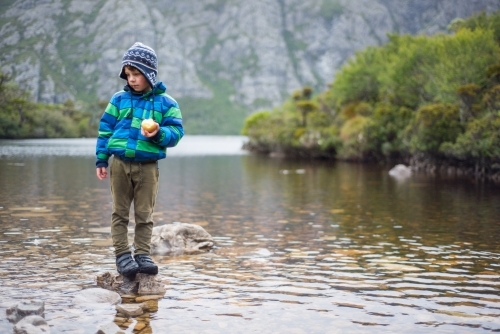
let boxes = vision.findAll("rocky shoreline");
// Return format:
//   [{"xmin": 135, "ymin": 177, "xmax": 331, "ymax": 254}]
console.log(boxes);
[
  {"xmin": 408, "ymin": 154, "xmax": 500, "ymax": 182},
  {"xmin": 244, "ymin": 142, "xmax": 500, "ymax": 183}
]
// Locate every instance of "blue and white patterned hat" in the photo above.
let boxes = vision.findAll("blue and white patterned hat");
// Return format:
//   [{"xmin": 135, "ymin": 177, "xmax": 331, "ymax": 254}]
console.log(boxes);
[{"xmin": 119, "ymin": 42, "xmax": 158, "ymax": 88}]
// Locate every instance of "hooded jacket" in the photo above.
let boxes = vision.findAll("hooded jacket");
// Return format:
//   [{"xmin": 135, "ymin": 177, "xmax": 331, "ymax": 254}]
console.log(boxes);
[{"xmin": 95, "ymin": 82, "xmax": 183, "ymax": 167}]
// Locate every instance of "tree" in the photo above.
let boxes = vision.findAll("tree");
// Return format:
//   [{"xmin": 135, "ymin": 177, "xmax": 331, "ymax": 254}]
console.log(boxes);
[
  {"xmin": 456, "ymin": 84, "xmax": 481, "ymax": 123},
  {"xmin": 293, "ymin": 86, "xmax": 319, "ymax": 127}
]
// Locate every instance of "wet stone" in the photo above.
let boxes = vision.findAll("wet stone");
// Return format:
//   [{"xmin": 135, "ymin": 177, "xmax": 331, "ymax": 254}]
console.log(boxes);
[
  {"xmin": 96, "ymin": 322, "xmax": 125, "ymax": 334},
  {"xmin": 115, "ymin": 304, "xmax": 144, "ymax": 318},
  {"xmin": 120, "ymin": 294, "xmax": 136, "ymax": 303},
  {"xmin": 150, "ymin": 222, "xmax": 215, "ymax": 255},
  {"xmin": 135, "ymin": 295, "xmax": 163, "ymax": 302},
  {"xmin": 13, "ymin": 315, "xmax": 50, "ymax": 334},
  {"xmin": 140, "ymin": 300, "xmax": 159, "ymax": 313},
  {"xmin": 72, "ymin": 288, "xmax": 121, "ymax": 305},
  {"xmin": 113, "ymin": 316, "xmax": 127, "ymax": 324},
  {"xmin": 134, "ymin": 321, "xmax": 147, "ymax": 331},
  {"xmin": 137, "ymin": 276, "xmax": 166, "ymax": 295},
  {"xmin": 118, "ymin": 318, "xmax": 133, "ymax": 328},
  {"xmin": 7, "ymin": 300, "xmax": 45, "ymax": 323}
]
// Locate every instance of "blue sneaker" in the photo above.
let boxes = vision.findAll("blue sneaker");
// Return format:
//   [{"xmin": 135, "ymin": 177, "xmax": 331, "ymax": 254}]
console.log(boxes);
[
  {"xmin": 116, "ymin": 253, "xmax": 139, "ymax": 279},
  {"xmin": 134, "ymin": 254, "xmax": 158, "ymax": 275}
]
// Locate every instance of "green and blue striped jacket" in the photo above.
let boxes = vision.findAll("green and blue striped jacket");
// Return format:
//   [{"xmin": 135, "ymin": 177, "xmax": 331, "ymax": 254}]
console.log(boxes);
[{"xmin": 95, "ymin": 82, "xmax": 183, "ymax": 167}]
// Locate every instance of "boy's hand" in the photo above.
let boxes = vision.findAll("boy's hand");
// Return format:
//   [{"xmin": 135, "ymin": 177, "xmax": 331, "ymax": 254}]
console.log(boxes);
[
  {"xmin": 96, "ymin": 167, "xmax": 108, "ymax": 180},
  {"xmin": 141, "ymin": 122, "xmax": 159, "ymax": 137}
]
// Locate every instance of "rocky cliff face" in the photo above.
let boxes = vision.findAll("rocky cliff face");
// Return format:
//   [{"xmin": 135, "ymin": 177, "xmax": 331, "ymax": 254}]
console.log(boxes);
[{"xmin": 1, "ymin": 0, "xmax": 499, "ymax": 132}]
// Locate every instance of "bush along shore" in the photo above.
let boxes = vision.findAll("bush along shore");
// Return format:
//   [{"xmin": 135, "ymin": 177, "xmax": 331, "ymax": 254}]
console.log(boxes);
[
  {"xmin": 242, "ymin": 11, "xmax": 500, "ymax": 181},
  {"xmin": 0, "ymin": 72, "xmax": 103, "ymax": 139}
]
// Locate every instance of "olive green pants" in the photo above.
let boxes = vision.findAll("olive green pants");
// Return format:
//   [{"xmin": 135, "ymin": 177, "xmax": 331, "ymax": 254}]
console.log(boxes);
[{"xmin": 110, "ymin": 157, "xmax": 159, "ymax": 257}]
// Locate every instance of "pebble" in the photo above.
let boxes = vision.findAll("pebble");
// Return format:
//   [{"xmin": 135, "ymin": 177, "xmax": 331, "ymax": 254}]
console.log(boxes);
[
  {"xmin": 140, "ymin": 300, "xmax": 159, "ymax": 312},
  {"xmin": 116, "ymin": 304, "xmax": 144, "ymax": 317},
  {"xmin": 134, "ymin": 322, "xmax": 147, "ymax": 331}
]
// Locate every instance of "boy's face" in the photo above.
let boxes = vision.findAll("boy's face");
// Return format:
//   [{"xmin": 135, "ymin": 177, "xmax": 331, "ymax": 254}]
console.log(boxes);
[{"xmin": 124, "ymin": 66, "xmax": 151, "ymax": 92}]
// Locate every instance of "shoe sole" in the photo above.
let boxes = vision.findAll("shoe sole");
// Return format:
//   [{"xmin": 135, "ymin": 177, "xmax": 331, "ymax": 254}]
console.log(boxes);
[
  {"xmin": 118, "ymin": 265, "xmax": 140, "ymax": 278},
  {"xmin": 120, "ymin": 271, "xmax": 139, "ymax": 279},
  {"xmin": 139, "ymin": 267, "xmax": 158, "ymax": 275}
]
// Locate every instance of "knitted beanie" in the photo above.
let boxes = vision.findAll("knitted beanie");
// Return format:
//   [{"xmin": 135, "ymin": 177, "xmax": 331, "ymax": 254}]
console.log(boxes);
[{"xmin": 119, "ymin": 42, "xmax": 158, "ymax": 88}]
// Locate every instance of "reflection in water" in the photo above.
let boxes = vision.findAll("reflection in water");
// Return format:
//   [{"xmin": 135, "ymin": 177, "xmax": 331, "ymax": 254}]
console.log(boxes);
[{"xmin": 0, "ymin": 138, "xmax": 500, "ymax": 333}]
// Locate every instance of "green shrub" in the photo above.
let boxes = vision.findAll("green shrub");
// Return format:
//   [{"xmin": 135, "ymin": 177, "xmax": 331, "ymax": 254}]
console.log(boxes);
[
  {"xmin": 338, "ymin": 116, "xmax": 369, "ymax": 160},
  {"xmin": 27, "ymin": 106, "xmax": 78, "ymax": 138},
  {"xmin": 406, "ymin": 103, "xmax": 463, "ymax": 154},
  {"xmin": 457, "ymin": 10, "xmax": 500, "ymax": 44},
  {"xmin": 441, "ymin": 113, "xmax": 500, "ymax": 160},
  {"xmin": 363, "ymin": 104, "xmax": 414, "ymax": 158},
  {"xmin": 483, "ymin": 84, "xmax": 500, "ymax": 111},
  {"xmin": 241, "ymin": 110, "xmax": 271, "ymax": 136},
  {"xmin": 328, "ymin": 46, "xmax": 385, "ymax": 109}
]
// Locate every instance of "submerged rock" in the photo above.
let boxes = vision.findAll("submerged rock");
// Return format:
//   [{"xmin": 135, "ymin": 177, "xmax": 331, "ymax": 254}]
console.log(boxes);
[
  {"xmin": 388, "ymin": 164, "xmax": 412, "ymax": 179},
  {"xmin": 96, "ymin": 322, "xmax": 125, "ymax": 334},
  {"xmin": 72, "ymin": 288, "xmax": 121, "ymax": 306},
  {"xmin": 115, "ymin": 304, "xmax": 144, "ymax": 318},
  {"xmin": 240, "ymin": 258, "xmax": 272, "ymax": 268},
  {"xmin": 140, "ymin": 299, "xmax": 159, "ymax": 313},
  {"xmin": 96, "ymin": 272, "xmax": 166, "ymax": 296},
  {"xmin": 378, "ymin": 263, "xmax": 425, "ymax": 272},
  {"xmin": 13, "ymin": 315, "xmax": 50, "ymax": 334},
  {"xmin": 151, "ymin": 222, "xmax": 215, "ymax": 255},
  {"xmin": 7, "ymin": 300, "xmax": 45, "ymax": 324}
]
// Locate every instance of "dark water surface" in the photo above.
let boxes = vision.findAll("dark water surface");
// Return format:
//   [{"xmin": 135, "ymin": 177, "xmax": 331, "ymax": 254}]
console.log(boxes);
[{"xmin": 0, "ymin": 137, "xmax": 500, "ymax": 333}]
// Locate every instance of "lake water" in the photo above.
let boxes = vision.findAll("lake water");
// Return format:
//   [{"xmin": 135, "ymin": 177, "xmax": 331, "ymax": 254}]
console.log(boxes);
[{"xmin": 0, "ymin": 136, "xmax": 500, "ymax": 333}]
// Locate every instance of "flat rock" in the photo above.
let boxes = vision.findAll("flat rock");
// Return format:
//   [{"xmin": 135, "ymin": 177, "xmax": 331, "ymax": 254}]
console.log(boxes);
[
  {"xmin": 151, "ymin": 222, "xmax": 214, "ymax": 255},
  {"xmin": 96, "ymin": 272, "xmax": 166, "ymax": 296},
  {"xmin": 135, "ymin": 295, "xmax": 163, "ymax": 302}
]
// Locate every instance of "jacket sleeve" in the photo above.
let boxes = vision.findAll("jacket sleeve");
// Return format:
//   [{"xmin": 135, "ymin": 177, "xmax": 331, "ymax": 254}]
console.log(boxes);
[
  {"xmin": 95, "ymin": 101, "xmax": 119, "ymax": 167},
  {"xmin": 152, "ymin": 104, "xmax": 184, "ymax": 148}
]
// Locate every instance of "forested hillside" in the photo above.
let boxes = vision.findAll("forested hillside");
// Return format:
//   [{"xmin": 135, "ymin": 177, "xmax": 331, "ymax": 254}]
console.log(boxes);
[{"xmin": 243, "ymin": 11, "xmax": 500, "ymax": 178}]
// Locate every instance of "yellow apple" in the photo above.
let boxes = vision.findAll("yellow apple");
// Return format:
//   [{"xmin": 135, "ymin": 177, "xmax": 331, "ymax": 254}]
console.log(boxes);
[{"xmin": 141, "ymin": 119, "xmax": 157, "ymax": 133}]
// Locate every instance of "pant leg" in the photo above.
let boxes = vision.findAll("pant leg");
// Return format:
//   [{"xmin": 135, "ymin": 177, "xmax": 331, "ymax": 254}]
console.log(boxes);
[
  {"xmin": 131, "ymin": 161, "xmax": 159, "ymax": 255},
  {"xmin": 110, "ymin": 158, "xmax": 134, "ymax": 256}
]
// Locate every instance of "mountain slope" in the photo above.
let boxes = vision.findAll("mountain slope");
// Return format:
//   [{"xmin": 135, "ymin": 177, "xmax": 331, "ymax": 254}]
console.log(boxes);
[{"xmin": 1, "ymin": 0, "xmax": 499, "ymax": 134}]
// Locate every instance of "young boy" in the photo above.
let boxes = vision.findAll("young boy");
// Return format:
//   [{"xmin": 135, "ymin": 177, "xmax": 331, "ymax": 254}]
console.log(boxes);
[{"xmin": 95, "ymin": 42, "xmax": 183, "ymax": 279}]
